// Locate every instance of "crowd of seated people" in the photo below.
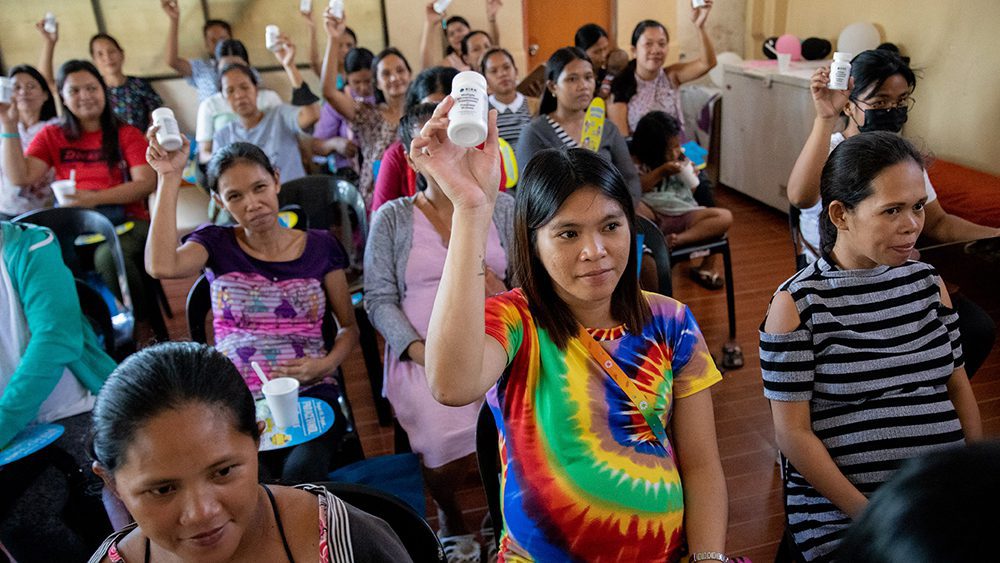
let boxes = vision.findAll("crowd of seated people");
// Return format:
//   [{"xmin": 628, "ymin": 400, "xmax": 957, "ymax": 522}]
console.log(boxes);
[{"xmin": 1, "ymin": 1, "xmax": 998, "ymax": 562}]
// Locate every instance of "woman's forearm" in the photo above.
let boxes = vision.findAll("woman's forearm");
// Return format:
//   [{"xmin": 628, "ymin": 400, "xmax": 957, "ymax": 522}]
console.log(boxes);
[
  {"xmin": 776, "ymin": 426, "xmax": 868, "ymax": 518},
  {"xmin": 1, "ymin": 136, "xmax": 33, "ymax": 185},
  {"xmin": 145, "ymin": 173, "xmax": 183, "ymax": 279},
  {"xmin": 424, "ymin": 207, "xmax": 493, "ymax": 405},
  {"xmin": 787, "ymin": 116, "xmax": 838, "ymax": 208},
  {"xmin": 321, "ymin": 36, "xmax": 355, "ymax": 120},
  {"xmin": 419, "ymin": 20, "xmax": 438, "ymax": 70},
  {"xmin": 323, "ymin": 325, "xmax": 360, "ymax": 372}
]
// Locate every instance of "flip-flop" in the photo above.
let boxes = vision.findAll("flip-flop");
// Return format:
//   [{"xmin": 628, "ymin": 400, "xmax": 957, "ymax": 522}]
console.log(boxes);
[
  {"xmin": 721, "ymin": 341, "xmax": 744, "ymax": 370},
  {"xmin": 690, "ymin": 268, "xmax": 724, "ymax": 290}
]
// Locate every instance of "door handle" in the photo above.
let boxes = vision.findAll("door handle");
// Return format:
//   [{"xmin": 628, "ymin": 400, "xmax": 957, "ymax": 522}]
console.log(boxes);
[{"xmin": 528, "ymin": 43, "xmax": 539, "ymax": 56}]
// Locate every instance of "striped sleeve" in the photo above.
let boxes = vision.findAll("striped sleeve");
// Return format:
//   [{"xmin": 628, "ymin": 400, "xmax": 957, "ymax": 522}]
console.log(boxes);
[
  {"xmin": 937, "ymin": 305, "xmax": 965, "ymax": 370},
  {"xmin": 759, "ymin": 327, "xmax": 815, "ymax": 402}
]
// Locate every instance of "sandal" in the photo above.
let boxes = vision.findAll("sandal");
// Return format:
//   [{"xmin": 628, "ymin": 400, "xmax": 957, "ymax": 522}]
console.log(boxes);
[
  {"xmin": 720, "ymin": 341, "xmax": 744, "ymax": 370},
  {"xmin": 439, "ymin": 533, "xmax": 481, "ymax": 563},
  {"xmin": 690, "ymin": 268, "xmax": 725, "ymax": 290}
]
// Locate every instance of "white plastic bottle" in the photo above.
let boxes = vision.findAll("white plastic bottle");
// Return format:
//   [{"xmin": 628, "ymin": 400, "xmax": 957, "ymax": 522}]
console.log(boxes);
[
  {"xmin": 152, "ymin": 107, "xmax": 183, "ymax": 151},
  {"xmin": 329, "ymin": 0, "xmax": 343, "ymax": 18},
  {"xmin": 43, "ymin": 12, "xmax": 57, "ymax": 34},
  {"xmin": 448, "ymin": 71, "xmax": 489, "ymax": 148},
  {"xmin": 265, "ymin": 25, "xmax": 281, "ymax": 52},
  {"xmin": 300, "ymin": 0, "xmax": 312, "ymax": 13},
  {"xmin": 433, "ymin": 0, "xmax": 453, "ymax": 15},
  {"xmin": 692, "ymin": 0, "xmax": 708, "ymax": 8},
  {"xmin": 828, "ymin": 52, "xmax": 852, "ymax": 90}
]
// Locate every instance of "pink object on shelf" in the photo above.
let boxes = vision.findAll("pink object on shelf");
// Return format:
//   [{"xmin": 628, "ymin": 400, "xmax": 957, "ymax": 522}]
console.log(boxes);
[{"xmin": 775, "ymin": 34, "xmax": 803, "ymax": 61}]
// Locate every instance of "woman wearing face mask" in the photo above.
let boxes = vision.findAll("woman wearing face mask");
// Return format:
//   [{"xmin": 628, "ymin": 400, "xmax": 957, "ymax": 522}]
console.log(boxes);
[
  {"xmin": 313, "ymin": 47, "xmax": 376, "ymax": 179},
  {"xmin": 762, "ymin": 131, "xmax": 981, "ymax": 562},
  {"xmin": 87, "ymin": 342, "xmax": 411, "ymax": 563},
  {"xmin": 787, "ymin": 49, "xmax": 999, "ymax": 377},
  {"xmin": 88, "ymin": 34, "xmax": 163, "ymax": 131},
  {"xmin": 0, "ymin": 66, "xmax": 59, "ymax": 219},
  {"xmin": 515, "ymin": 47, "xmax": 641, "ymax": 204},
  {"xmin": 415, "ymin": 99, "xmax": 731, "ymax": 562},
  {"xmin": 195, "ymin": 40, "xmax": 284, "ymax": 165},
  {"xmin": 322, "ymin": 10, "xmax": 412, "ymax": 208},
  {"xmin": 608, "ymin": 1, "xmax": 716, "ymax": 137}
]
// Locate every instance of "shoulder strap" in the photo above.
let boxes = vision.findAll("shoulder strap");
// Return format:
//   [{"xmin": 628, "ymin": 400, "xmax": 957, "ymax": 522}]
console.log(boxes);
[
  {"xmin": 577, "ymin": 326, "xmax": 669, "ymax": 445},
  {"xmin": 262, "ymin": 484, "xmax": 296, "ymax": 563},
  {"xmin": 86, "ymin": 523, "xmax": 140, "ymax": 563}
]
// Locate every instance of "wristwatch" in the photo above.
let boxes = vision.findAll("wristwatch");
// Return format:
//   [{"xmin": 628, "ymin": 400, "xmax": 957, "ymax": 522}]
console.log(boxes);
[{"xmin": 690, "ymin": 552, "xmax": 730, "ymax": 563}]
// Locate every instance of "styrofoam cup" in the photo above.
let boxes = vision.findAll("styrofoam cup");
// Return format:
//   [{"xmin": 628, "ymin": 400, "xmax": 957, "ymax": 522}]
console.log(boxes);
[
  {"xmin": 777, "ymin": 53, "xmax": 792, "ymax": 74},
  {"xmin": 678, "ymin": 161, "xmax": 700, "ymax": 190},
  {"xmin": 262, "ymin": 377, "xmax": 300, "ymax": 428},
  {"xmin": 51, "ymin": 180, "xmax": 77, "ymax": 205}
]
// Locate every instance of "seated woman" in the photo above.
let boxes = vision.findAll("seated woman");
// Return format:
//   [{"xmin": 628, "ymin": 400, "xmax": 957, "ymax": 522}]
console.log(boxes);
[
  {"xmin": 0, "ymin": 220, "xmax": 117, "ymax": 562},
  {"xmin": 322, "ymin": 10, "xmax": 412, "ymax": 208},
  {"xmin": 515, "ymin": 47, "xmax": 641, "ymax": 204},
  {"xmin": 88, "ymin": 34, "xmax": 163, "ymax": 131},
  {"xmin": 787, "ymin": 48, "xmax": 999, "ymax": 375},
  {"xmin": 481, "ymin": 47, "xmax": 536, "ymax": 149},
  {"xmin": 371, "ymin": 66, "xmax": 456, "ymax": 214},
  {"xmin": 417, "ymin": 100, "xmax": 732, "ymax": 561},
  {"xmin": 145, "ymin": 138, "xmax": 358, "ymax": 483},
  {"xmin": 419, "ymin": 1, "xmax": 502, "ymax": 71},
  {"xmin": 313, "ymin": 47, "xmax": 377, "ymax": 180},
  {"xmin": 366, "ymin": 102, "xmax": 513, "ymax": 562},
  {"xmin": 0, "ymin": 59, "xmax": 156, "ymax": 321},
  {"xmin": 195, "ymin": 39, "xmax": 283, "ymax": 165},
  {"xmin": 631, "ymin": 111, "xmax": 732, "ymax": 289},
  {"xmin": 761, "ymin": 131, "xmax": 982, "ymax": 562},
  {"xmin": 608, "ymin": 2, "xmax": 716, "ymax": 137},
  {"xmin": 0, "ymin": 65, "xmax": 59, "ymax": 219},
  {"xmin": 459, "ymin": 30, "xmax": 493, "ymax": 71},
  {"xmin": 87, "ymin": 341, "xmax": 411, "ymax": 562},
  {"xmin": 211, "ymin": 37, "xmax": 321, "ymax": 184}
]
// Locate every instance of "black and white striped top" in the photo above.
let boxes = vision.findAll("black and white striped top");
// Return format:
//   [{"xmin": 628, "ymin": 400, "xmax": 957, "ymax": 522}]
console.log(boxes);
[
  {"xmin": 759, "ymin": 257, "xmax": 966, "ymax": 562},
  {"xmin": 490, "ymin": 93, "xmax": 532, "ymax": 149}
]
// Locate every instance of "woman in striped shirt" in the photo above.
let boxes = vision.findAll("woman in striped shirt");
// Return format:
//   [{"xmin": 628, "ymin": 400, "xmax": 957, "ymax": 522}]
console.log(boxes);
[{"xmin": 759, "ymin": 131, "xmax": 981, "ymax": 561}]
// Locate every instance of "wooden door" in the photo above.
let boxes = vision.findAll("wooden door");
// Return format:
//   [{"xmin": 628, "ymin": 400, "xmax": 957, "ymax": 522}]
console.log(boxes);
[{"xmin": 523, "ymin": 0, "xmax": 612, "ymax": 70}]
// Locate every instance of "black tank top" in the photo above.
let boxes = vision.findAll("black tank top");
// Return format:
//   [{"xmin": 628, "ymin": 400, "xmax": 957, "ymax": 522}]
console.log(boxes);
[{"xmin": 144, "ymin": 484, "xmax": 295, "ymax": 562}]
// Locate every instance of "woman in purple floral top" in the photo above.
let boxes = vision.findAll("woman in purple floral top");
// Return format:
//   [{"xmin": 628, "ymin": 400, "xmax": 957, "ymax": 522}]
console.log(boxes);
[
  {"xmin": 145, "ymin": 136, "xmax": 359, "ymax": 482},
  {"xmin": 90, "ymin": 34, "xmax": 163, "ymax": 131}
]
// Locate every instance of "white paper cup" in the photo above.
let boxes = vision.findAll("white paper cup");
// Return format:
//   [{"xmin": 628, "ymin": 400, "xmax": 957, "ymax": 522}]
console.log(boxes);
[
  {"xmin": 0, "ymin": 77, "xmax": 12, "ymax": 104},
  {"xmin": 777, "ymin": 53, "xmax": 792, "ymax": 74},
  {"xmin": 262, "ymin": 377, "xmax": 300, "ymax": 428},
  {"xmin": 678, "ymin": 161, "xmax": 700, "ymax": 190},
  {"xmin": 50, "ymin": 179, "xmax": 76, "ymax": 205}
]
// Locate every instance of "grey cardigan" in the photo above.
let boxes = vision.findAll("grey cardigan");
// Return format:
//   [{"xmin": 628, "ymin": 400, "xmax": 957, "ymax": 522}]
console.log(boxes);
[
  {"xmin": 514, "ymin": 114, "xmax": 642, "ymax": 203},
  {"xmin": 363, "ymin": 192, "xmax": 516, "ymax": 360}
]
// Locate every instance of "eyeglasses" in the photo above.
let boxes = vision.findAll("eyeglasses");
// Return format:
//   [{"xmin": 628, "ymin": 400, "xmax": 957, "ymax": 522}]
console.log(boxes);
[{"xmin": 854, "ymin": 97, "xmax": 916, "ymax": 111}]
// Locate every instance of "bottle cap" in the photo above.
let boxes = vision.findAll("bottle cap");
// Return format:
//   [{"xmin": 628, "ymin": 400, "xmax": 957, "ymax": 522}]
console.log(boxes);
[{"xmin": 833, "ymin": 51, "xmax": 852, "ymax": 62}]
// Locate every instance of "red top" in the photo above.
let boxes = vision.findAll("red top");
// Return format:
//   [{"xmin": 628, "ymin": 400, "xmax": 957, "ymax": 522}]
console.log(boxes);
[{"xmin": 26, "ymin": 123, "xmax": 150, "ymax": 220}]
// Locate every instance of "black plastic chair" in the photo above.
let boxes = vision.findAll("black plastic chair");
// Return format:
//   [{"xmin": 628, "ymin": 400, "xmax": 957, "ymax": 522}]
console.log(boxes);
[
  {"xmin": 185, "ymin": 273, "xmax": 365, "ymax": 466},
  {"xmin": 636, "ymin": 216, "xmax": 674, "ymax": 297},
  {"xmin": 75, "ymin": 278, "xmax": 116, "ymax": 357},
  {"xmin": 313, "ymin": 481, "xmax": 445, "ymax": 562},
  {"xmin": 280, "ymin": 176, "xmax": 390, "ymax": 427},
  {"xmin": 13, "ymin": 208, "xmax": 136, "ymax": 351},
  {"xmin": 476, "ymin": 403, "xmax": 502, "ymax": 550},
  {"xmin": 669, "ymin": 235, "xmax": 742, "ymax": 370}
]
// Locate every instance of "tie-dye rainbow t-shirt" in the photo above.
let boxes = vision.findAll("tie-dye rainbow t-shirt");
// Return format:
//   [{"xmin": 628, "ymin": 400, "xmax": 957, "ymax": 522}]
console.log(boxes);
[{"xmin": 484, "ymin": 289, "xmax": 721, "ymax": 562}]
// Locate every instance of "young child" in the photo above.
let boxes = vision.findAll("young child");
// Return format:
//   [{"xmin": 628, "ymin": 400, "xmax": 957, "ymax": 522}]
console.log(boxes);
[{"xmin": 630, "ymin": 111, "xmax": 732, "ymax": 289}]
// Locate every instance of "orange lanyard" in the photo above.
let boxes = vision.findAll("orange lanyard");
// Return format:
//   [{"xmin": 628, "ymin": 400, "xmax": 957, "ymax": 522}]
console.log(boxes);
[{"xmin": 577, "ymin": 326, "xmax": 669, "ymax": 446}]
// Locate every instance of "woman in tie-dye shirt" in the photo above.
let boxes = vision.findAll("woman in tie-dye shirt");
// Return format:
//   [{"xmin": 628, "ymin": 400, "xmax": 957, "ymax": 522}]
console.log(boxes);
[
  {"xmin": 144, "ymin": 139, "xmax": 359, "ymax": 483},
  {"xmin": 415, "ymin": 98, "xmax": 731, "ymax": 563}
]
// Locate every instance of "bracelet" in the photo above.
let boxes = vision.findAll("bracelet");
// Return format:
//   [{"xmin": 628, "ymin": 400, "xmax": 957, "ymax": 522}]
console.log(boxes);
[
  {"xmin": 0, "ymin": 132, "xmax": 20, "ymax": 139},
  {"xmin": 690, "ymin": 552, "xmax": 730, "ymax": 563}
]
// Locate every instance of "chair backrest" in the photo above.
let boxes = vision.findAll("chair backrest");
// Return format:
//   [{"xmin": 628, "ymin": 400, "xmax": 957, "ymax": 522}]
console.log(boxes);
[
  {"xmin": 313, "ymin": 481, "xmax": 446, "ymax": 562},
  {"xmin": 13, "ymin": 208, "xmax": 133, "ymax": 312},
  {"xmin": 476, "ymin": 402, "xmax": 502, "ymax": 549},
  {"xmin": 185, "ymin": 273, "xmax": 211, "ymax": 344},
  {"xmin": 75, "ymin": 278, "xmax": 115, "ymax": 356},
  {"xmin": 279, "ymin": 175, "xmax": 368, "ymax": 270},
  {"xmin": 635, "ymin": 216, "xmax": 673, "ymax": 297}
]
